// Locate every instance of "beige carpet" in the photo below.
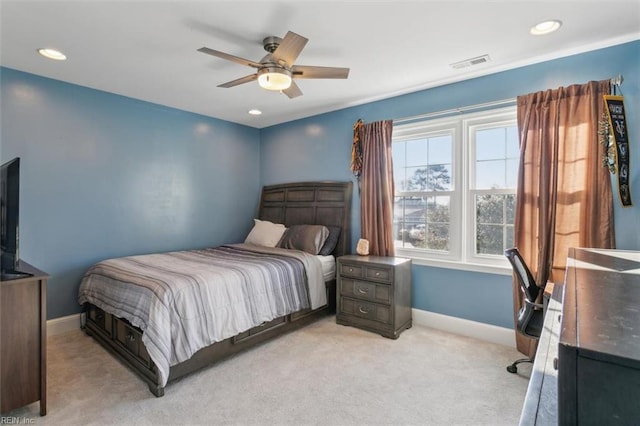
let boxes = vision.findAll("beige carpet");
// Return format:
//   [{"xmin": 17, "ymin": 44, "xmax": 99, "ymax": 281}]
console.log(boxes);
[{"xmin": 6, "ymin": 316, "xmax": 531, "ymax": 425}]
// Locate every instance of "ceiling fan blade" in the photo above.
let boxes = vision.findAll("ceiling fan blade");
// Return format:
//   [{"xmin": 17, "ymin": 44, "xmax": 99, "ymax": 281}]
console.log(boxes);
[
  {"xmin": 198, "ymin": 47, "xmax": 261, "ymax": 69},
  {"xmin": 282, "ymin": 81, "xmax": 303, "ymax": 99},
  {"xmin": 271, "ymin": 31, "xmax": 308, "ymax": 66},
  {"xmin": 291, "ymin": 65, "xmax": 350, "ymax": 79},
  {"xmin": 217, "ymin": 73, "xmax": 257, "ymax": 88}
]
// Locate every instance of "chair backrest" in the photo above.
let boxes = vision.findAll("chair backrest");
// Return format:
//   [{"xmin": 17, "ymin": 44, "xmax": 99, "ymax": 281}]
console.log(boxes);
[
  {"xmin": 504, "ymin": 247, "xmax": 540, "ymax": 303},
  {"xmin": 505, "ymin": 247, "xmax": 543, "ymax": 338}
]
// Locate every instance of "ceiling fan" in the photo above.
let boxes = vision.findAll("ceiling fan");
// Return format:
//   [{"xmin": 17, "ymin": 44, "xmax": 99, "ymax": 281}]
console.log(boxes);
[{"xmin": 197, "ymin": 31, "xmax": 350, "ymax": 98}]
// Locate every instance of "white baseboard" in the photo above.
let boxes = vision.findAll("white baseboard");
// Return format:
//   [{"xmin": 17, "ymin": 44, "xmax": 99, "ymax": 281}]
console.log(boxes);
[
  {"xmin": 412, "ymin": 308, "xmax": 515, "ymax": 348},
  {"xmin": 47, "ymin": 313, "xmax": 81, "ymax": 336},
  {"xmin": 47, "ymin": 309, "xmax": 515, "ymax": 347}
]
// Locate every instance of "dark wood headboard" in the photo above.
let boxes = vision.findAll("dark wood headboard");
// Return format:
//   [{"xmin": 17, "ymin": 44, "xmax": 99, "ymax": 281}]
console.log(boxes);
[{"xmin": 258, "ymin": 181, "xmax": 353, "ymax": 257}]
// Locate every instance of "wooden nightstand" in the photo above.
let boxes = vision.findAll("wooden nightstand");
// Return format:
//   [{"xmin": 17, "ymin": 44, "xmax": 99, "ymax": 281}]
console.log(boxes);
[{"xmin": 336, "ymin": 255, "xmax": 412, "ymax": 339}]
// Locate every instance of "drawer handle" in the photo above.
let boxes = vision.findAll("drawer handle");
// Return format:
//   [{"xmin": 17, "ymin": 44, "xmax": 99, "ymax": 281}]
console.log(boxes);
[
  {"xmin": 358, "ymin": 305, "xmax": 370, "ymax": 314},
  {"xmin": 126, "ymin": 332, "xmax": 136, "ymax": 342},
  {"xmin": 358, "ymin": 286, "xmax": 369, "ymax": 294},
  {"xmin": 348, "ymin": 267, "xmax": 354, "ymax": 272},
  {"xmin": 375, "ymin": 272, "xmax": 381, "ymax": 276},
  {"xmin": 96, "ymin": 312, "xmax": 104, "ymax": 321}
]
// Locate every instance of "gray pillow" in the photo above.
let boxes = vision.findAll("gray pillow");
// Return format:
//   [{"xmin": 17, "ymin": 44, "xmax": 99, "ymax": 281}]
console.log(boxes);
[
  {"xmin": 318, "ymin": 226, "xmax": 341, "ymax": 256},
  {"xmin": 279, "ymin": 225, "xmax": 330, "ymax": 255}
]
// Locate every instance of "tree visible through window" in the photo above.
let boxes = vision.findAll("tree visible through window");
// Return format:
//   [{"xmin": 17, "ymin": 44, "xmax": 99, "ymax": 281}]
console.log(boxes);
[{"xmin": 475, "ymin": 193, "xmax": 515, "ymax": 255}]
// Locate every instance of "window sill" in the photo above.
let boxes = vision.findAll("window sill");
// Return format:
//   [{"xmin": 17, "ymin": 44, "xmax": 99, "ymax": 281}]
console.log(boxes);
[{"xmin": 396, "ymin": 253, "xmax": 513, "ymax": 276}]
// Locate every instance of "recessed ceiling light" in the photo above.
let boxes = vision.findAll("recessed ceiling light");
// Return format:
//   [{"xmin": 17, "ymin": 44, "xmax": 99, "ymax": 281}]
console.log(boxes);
[
  {"xmin": 530, "ymin": 20, "xmax": 562, "ymax": 35},
  {"xmin": 37, "ymin": 48, "xmax": 67, "ymax": 60},
  {"xmin": 248, "ymin": 109, "xmax": 262, "ymax": 116}
]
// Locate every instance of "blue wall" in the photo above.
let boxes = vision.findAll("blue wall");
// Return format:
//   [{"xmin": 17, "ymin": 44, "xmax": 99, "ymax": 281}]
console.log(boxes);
[
  {"xmin": 260, "ymin": 41, "xmax": 640, "ymax": 328},
  {"xmin": 1, "ymin": 41, "xmax": 638, "ymax": 327},
  {"xmin": 1, "ymin": 68, "xmax": 261, "ymax": 319}
]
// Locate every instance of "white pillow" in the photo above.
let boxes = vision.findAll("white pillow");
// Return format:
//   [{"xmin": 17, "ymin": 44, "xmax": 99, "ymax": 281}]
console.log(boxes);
[{"xmin": 244, "ymin": 219, "xmax": 287, "ymax": 247}]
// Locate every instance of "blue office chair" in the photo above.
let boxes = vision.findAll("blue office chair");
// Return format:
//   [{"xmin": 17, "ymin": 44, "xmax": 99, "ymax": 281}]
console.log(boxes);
[{"xmin": 505, "ymin": 247, "xmax": 545, "ymax": 374}]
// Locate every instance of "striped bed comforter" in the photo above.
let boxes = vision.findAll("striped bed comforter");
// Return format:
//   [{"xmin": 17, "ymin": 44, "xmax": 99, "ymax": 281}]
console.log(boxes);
[{"xmin": 78, "ymin": 243, "xmax": 326, "ymax": 387}]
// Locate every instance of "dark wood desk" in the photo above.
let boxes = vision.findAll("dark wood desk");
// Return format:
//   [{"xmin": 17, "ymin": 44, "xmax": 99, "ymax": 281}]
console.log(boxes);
[{"xmin": 519, "ymin": 248, "xmax": 640, "ymax": 425}]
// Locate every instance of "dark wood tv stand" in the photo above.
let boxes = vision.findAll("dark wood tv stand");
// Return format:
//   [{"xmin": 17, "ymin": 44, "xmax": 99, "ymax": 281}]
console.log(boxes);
[{"xmin": 0, "ymin": 261, "xmax": 49, "ymax": 416}]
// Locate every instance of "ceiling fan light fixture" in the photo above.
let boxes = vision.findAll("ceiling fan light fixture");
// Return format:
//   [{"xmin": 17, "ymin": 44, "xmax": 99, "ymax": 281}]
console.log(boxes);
[
  {"xmin": 257, "ymin": 68, "xmax": 292, "ymax": 91},
  {"xmin": 198, "ymin": 31, "xmax": 349, "ymax": 98}
]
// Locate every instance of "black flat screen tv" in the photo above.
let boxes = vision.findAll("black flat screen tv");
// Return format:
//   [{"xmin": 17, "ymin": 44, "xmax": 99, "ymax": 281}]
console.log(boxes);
[{"xmin": 1, "ymin": 157, "xmax": 30, "ymax": 280}]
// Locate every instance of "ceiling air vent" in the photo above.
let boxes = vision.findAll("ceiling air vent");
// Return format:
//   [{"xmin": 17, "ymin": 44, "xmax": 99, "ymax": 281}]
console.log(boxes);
[{"xmin": 450, "ymin": 54, "xmax": 491, "ymax": 69}]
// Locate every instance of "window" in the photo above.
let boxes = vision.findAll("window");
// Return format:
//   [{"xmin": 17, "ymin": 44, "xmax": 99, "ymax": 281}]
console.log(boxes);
[{"xmin": 392, "ymin": 106, "xmax": 517, "ymax": 273}]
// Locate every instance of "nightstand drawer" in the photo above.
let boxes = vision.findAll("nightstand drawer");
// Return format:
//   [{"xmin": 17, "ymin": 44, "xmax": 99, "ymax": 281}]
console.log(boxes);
[
  {"xmin": 339, "ymin": 278, "xmax": 391, "ymax": 305},
  {"xmin": 340, "ymin": 262, "xmax": 393, "ymax": 284},
  {"xmin": 340, "ymin": 297, "xmax": 390, "ymax": 324},
  {"xmin": 340, "ymin": 263, "xmax": 364, "ymax": 279},
  {"xmin": 364, "ymin": 266, "xmax": 392, "ymax": 284}
]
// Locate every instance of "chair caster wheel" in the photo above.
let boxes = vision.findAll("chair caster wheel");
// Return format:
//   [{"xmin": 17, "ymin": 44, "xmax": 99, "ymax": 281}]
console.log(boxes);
[{"xmin": 506, "ymin": 364, "xmax": 518, "ymax": 374}]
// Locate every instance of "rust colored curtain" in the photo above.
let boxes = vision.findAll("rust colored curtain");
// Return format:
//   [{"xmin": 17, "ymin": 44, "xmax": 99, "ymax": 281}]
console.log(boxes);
[
  {"xmin": 359, "ymin": 120, "xmax": 395, "ymax": 256},
  {"xmin": 513, "ymin": 80, "xmax": 615, "ymax": 356}
]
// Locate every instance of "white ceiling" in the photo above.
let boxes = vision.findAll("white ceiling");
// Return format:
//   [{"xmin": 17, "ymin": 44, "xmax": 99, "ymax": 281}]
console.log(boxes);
[{"xmin": 1, "ymin": 1, "xmax": 639, "ymax": 129}]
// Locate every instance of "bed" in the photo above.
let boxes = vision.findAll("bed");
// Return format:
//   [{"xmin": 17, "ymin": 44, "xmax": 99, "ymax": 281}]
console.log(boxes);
[{"xmin": 78, "ymin": 181, "xmax": 352, "ymax": 397}]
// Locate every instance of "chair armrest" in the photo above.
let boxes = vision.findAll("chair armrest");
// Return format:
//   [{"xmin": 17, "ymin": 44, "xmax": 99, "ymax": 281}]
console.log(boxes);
[{"xmin": 525, "ymin": 299, "xmax": 544, "ymax": 310}]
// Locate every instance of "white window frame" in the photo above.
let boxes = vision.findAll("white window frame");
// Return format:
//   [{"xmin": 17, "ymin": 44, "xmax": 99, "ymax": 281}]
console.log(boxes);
[{"xmin": 393, "ymin": 106, "xmax": 517, "ymax": 275}]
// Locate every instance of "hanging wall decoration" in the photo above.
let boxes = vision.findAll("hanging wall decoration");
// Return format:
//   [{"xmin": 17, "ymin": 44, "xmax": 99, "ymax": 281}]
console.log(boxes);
[
  {"xmin": 351, "ymin": 119, "xmax": 364, "ymax": 193},
  {"xmin": 598, "ymin": 113, "xmax": 617, "ymax": 174},
  {"xmin": 603, "ymin": 95, "xmax": 632, "ymax": 206}
]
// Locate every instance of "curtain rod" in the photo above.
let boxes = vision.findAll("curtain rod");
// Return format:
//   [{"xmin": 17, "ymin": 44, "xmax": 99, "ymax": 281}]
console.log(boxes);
[
  {"xmin": 393, "ymin": 98, "xmax": 516, "ymax": 125},
  {"xmin": 394, "ymin": 75, "xmax": 624, "ymax": 125}
]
